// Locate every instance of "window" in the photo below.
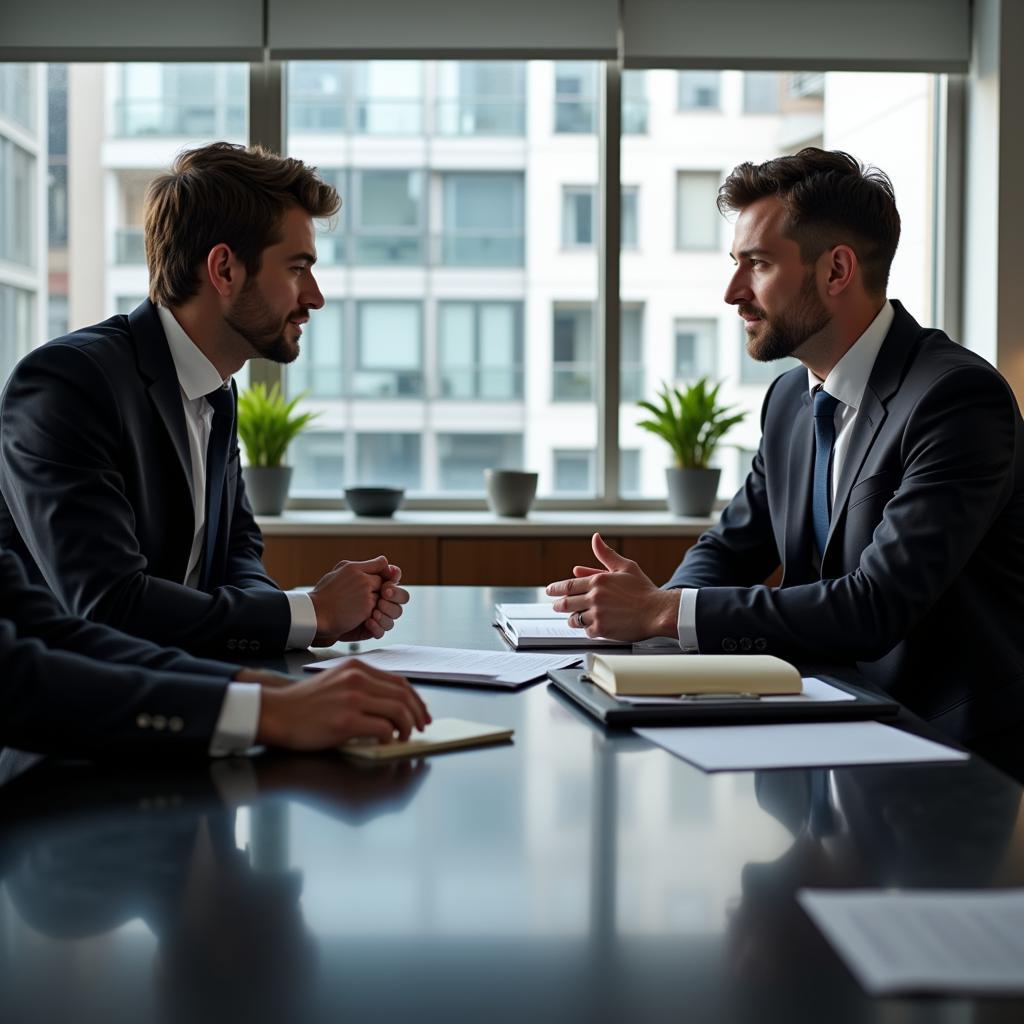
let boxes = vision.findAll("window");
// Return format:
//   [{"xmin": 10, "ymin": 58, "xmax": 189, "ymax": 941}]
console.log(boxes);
[
  {"xmin": 0, "ymin": 138, "xmax": 35, "ymax": 267},
  {"xmin": 355, "ymin": 433, "xmax": 421, "ymax": 489},
  {"xmin": 676, "ymin": 171, "xmax": 721, "ymax": 250},
  {"xmin": 0, "ymin": 65, "xmax": 35, "ymax": 130},
  {"xmin": 314, "ymin": 168, "xmax": 347, "ymax": 265},
  {"xmin": 288, "ymin": 303, "xmax": 344, "ymax": 399},
  {"xmin": 743, "ymin": 72, "xmax": 781, "ymax": 114},
  {"xmin": 0, "ymin": 285, "xmax": 33, "ymax": 384},
  {"xmin": 292, "ymin": 431, "xmax": 346, "ymax": 494},
  {"xmin": 553, "ymin": 449, "xmax": 594, "ymax": 493},
  {"xmin": 554, "ymin": 62, "xmax": 597, "ymax": 133},
  {"xmin": 552, "ymin": 305, "xmax": 594, "ymax": 401},
  {"xmin": 678, "ymin": 71, "xmax": 721, "ymax": 111},
  {"xmin": 675, "ymin": 319, "xmax": 718, "ymax": 380},
  {"xmin": 621, "ymin": 305, "xmax": 644, "ymax": 402},
  {"xmin": 621, "ymin": 187, "xmax": 639, "ymax": 249},
  {"xmin": 353, "ymin": 302, "xmax": 422, "ymax": 398},
  {"xmin": 622, "ymin": 71, "xmax": 648, "ymax": 134},
  {"xmin": 438, "ymin": 433, "xmax": 524, "ymax": 491},
  {"xmin": 561, "ymin": 185, "xmax": 638, "ymax": 249},
  {"xmin": 437, "ymin": 62, "xmax": 526, "ymax": 136},
  {"xmin": 438, "ymin": 301, "xmax": 522, "ymax": 400},
  {"xmin": 116, "ymin": 64, "xmax": 246, "ymax": 137},
  {"xmin": 620, "ymin": 449, "xmax": 642, "ymax": 496},
  {"xmin": 738, "ymin": 321, "xmax": 800, "ymax": 385},
  {"xmin": 441, "ymin": 172, "xmax": 524, "ymax": 266},
  {"xmin": 287, "ymin": 63, "xmax": 346, "ymax": 132},
  {"xmin": 355, "ymin": 61, "xmax": 422, "ymax": 134},
  {"xmin": 352, "ymin": 169, "xmax": 424, "ymax": 265}
]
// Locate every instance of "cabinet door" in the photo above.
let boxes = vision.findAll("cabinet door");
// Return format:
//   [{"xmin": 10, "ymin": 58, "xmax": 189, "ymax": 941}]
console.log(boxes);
[
  {"xmin": 439, "ymin": 537, "xmax": 622, "ymax": 586},
  {"xmin": 261, "ymin": 536, "xmax": 439, "ymax": 589}
]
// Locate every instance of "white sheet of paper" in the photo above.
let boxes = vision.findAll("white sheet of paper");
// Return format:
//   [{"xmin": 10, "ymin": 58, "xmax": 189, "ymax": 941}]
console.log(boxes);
[
  {"xmin": 633, "ymin": 720, "xmax": 969, "ymax": 772},
  {"xmin": 495, "ymin": 602, "xmax": 564, "ymax": 619},
  {"xmin": 798, "ymin": 888, "xmax": 1024, "ymax": 995},
  {"xmin": 621, "ymin": 676, "xmax": 856, "ymax": 706},
  {"xmin": 304, "ymin": 644, "xmax": 580, "ymax": 687}
]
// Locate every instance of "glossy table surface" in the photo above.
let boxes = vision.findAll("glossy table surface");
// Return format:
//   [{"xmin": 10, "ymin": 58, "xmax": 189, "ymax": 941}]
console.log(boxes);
[{"xmin": 2, "ymin": 586, "xmax": 1024, "ymax": 1024}]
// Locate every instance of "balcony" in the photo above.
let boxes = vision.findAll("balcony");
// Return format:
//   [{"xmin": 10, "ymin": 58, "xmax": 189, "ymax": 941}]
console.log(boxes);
[
  {"xmin": 554, "ymin": 99, "xmax": 596, "ymax": 134},
  {"xmin": 115, "ymin": 227, "xmax": 146, "ymax": 265},
  {"xmin": 289, "ymin": 97, "xmax": 345, "ymax": 133},
  {"xmin": 435, "ymin": 98, "xmax": 526, "ymax": 136},
  {"xmin": 552, "ymin": 362, "xmax": 594, "ymax": 401},
  {"xmin": 114, "ymin": 98, "xmax": 246, "ymax": 138},
  {"xmin": 436, "ymin": 231, "xmax": 524, "ymax": 268},
  {"xmin": 439, "ymin": 366, "xmax": 524, "ymax": 400}
]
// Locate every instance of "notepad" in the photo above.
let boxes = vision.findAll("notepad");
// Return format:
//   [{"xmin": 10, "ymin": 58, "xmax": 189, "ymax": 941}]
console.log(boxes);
[
  {"xmin": 494, "ymin": 605, "xmax": 630, "ymax": 649},
  {"xmin": 339, "ymin": 718, "xmax": 513, "ymax": 762},
  {"xmin": 585, "ymin": 652, "xmax": 802, "ymax": 696},
  {"xmin": 494, "ymin": 602, "xmax": 565, "ymax": 619}
]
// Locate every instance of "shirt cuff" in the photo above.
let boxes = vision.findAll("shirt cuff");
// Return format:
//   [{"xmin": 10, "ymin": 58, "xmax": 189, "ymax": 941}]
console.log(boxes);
[
  {"xmin": 285, "ymin": 590, "xmax": 317, "ymax": 649},
  {"xmin": 209, "ymin": 682, "xmax": 262, "ymax": 756},
  {"xmin": 677, "ymin": 588, "xmax": 700, "ymax": 652}
]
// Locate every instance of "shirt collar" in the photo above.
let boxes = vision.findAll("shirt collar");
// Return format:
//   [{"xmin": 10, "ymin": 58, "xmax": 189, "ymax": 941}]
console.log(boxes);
[
  {"xmin": 806, "ymin": 299, "xmax": 894, "ymax": 412},
  {"xmin": 157, "ymin": 305, "xmax": 229, "ymax": 402}
]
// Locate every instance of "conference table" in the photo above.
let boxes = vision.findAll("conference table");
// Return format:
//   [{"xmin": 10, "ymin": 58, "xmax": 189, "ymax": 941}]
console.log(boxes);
[{"xmin": 2, "ymin": 586, "xmax": 1023, "ymax": 1024}]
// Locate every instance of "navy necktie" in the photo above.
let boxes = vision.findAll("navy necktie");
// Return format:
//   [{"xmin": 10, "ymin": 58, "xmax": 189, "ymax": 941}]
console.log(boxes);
[
  {"xmin": 201, "ymin": 385, "xmax": 234, "ymax": 591},
  {"xmin": 812, "ymin": 388, "xmax": 840, "ymax": 558}
]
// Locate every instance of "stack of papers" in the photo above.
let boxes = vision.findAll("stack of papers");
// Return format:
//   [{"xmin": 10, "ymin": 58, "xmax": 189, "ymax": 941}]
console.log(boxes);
[
  {"xmin": 494, "ymin": 602, "xmax": 631, "ymax": 650},
  {"xmin": 304, "ymin": 644, "xmax": 580, "ymax": 688}
]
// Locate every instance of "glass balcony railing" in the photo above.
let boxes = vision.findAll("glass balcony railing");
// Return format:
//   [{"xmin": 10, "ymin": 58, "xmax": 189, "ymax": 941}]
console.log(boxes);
[
  {"xmin": 554, "ymin": 99, "xmax": 596, "ymax": 134},
  {"xmin": 552, "ymin": 362, "xmax": 594, "ymax": 401},
  {"xmin": 439, "ymin": 366, "xmax": 524, "ymax": 400},
  {"xmin": 114, "ymin": 98, "xmax": 246, "ymax": 138},
  {"xmin": 351, "ymin": 369, "xmax": 424, "ymax": 398},
  {"xmin": 356, "ymin": 98, "xmax": 422, "ymax": 135},
  {"xmin": 435, "ymin": 98, "xmax": 526, "ymax": 136},
  {"xmin": 436, "ymin": 232, "xmax": 524, "ymax": 267},
  {"xmin": 353, "ymin": 234, "xmax": 425, "ymax": 266},
  {"xmin": 289, "ymin": 97, "xmax": 345, "ymax": 132},
  {"xmin": 115, "ymin": 227, "xmax": 146, "ymax": 264}
]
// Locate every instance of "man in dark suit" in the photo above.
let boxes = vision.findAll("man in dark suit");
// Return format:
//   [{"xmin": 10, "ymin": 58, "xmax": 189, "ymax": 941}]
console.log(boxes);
[
  {"xmin": 0, "ymin": 142, "xmax": 407, "ymax": 661},
  {"xmin": 0, "ymin": 547, "xmax": 430, "ymax": 759},
  {"xmin": 547, "ymin": 149, "xmax": 1024, "ymax": 749}
]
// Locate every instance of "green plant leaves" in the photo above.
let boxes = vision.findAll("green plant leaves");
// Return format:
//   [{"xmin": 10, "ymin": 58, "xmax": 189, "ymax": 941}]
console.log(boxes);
[
  {"xmin": 235, "ymin": 383, "xmax": 320, "ymax": 468},
  {"xmin": 636, "ymin": 377, "xmax": 746, "ymax": 469}
]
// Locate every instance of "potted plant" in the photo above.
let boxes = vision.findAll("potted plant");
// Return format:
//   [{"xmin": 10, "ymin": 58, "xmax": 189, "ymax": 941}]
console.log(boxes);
[
  {"xmin": 637, "ymin": 378, "xmax": 746, "ymax": 516},
  {"xmin": 236, "ymin": 383, "xmax": 319, "ymax": 516}
]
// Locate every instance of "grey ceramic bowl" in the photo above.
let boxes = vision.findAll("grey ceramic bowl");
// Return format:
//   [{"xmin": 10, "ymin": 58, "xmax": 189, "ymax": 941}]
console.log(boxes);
[{"xmin": 345, "ymin": 487, "xmax": 406, "ymax": 517}]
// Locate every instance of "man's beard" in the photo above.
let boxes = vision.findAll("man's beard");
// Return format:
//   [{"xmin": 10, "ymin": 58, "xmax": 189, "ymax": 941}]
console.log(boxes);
[
  {"xmin": 743, "ymin": 270, "xmax": 831, "ymax": 362},
  {"xmin": 224, "ymin": 278, "xmax": 303, "ymax": 365}
]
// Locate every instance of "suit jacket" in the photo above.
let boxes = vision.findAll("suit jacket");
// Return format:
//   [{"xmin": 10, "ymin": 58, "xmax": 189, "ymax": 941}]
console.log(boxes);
[
  {"xmin": 0, "ymin": 549, "xmax": 237, "ymax": 756},
  {"xmin": 0, "ymin": 299, "xmax": 291, "ymax": 658},
  {"xmin": 667, "ymin": 301, "xmax": 1024, "ymax": 742}
]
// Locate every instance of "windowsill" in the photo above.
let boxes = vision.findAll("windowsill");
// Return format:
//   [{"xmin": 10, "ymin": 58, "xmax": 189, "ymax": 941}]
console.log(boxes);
[{"xmin": 256, "ymin": 508, "xmax": 715, "ymax": 536}]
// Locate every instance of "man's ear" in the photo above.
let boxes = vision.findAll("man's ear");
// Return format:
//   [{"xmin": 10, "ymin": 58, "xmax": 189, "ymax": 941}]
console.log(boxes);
[
  {"xmin": 206, "ymin": 243, "xmax": 243, "ymax": 299},
  {"xmin": 823, "ymin": 244, "xmax": 857, "ymax": 297}
]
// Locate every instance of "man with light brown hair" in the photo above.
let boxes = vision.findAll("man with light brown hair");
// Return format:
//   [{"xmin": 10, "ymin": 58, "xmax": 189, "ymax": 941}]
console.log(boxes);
[{"xmin": 0, "ymin": 142, "xmax": 419, "ymax": 752}]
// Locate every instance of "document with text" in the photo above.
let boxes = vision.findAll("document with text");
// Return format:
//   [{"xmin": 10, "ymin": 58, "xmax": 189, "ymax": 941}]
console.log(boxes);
[
  {"xmin": 304, "ymin": 644, "xmax": 580, "ymax": 688},
  {"xmin": 798, "ymin": 888, "xmax": 1024, "ymax": 995}
]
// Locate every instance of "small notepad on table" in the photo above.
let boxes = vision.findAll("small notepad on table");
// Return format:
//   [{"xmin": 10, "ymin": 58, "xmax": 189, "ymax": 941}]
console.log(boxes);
[{"xmin": 339, "ymin": 718, "xmax": 513, "ymax": 762}]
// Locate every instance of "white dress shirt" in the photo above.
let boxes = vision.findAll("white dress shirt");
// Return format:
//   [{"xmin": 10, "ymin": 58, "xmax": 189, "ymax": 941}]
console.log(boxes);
[
  {"xmin": 676, "ymin": 301, "xmax": 895, "ymax": 652},
  {"xmin": 158, "ymin": 307, "xmax": 318, "ymax": 753}
]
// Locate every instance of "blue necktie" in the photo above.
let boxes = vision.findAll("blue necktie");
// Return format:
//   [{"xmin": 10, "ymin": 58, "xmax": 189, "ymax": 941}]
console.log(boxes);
[
  {"xmin": 201, "ymin": 385, "xmax": 234, "ymax": 591},
  {"xmin": 812, "ymin": 388, "xmax": 840, "ymax": 558}
]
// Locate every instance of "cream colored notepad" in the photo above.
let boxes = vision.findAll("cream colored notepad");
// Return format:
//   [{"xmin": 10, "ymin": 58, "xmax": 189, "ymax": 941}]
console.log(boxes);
[
  {"xmin": 339, "ymin": 718, "xmax": 513, "ymax": 762},
  {"xmin": 585, "ymin": 653, "xmax": 802, "ymax": 697}
]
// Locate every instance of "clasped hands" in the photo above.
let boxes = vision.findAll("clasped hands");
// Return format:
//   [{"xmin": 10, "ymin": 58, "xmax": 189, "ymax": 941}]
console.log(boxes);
[
  {"xmin": 309, "ymin": 554, "xmax": 410, "ymax": 646},
  {"xmin": 546, "ymin": 533, "xmax": 681, "ymax": 643}
]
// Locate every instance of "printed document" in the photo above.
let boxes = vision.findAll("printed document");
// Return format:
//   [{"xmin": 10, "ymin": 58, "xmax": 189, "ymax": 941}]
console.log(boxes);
[
  {"xmin": 305, "ymin": 644, "xmax": 580, "ymax": 687},
  {"xmin": 633, "ymin": 720, "xmax": 969, "ymax": 772},
  {"xmin": 798, "ymin": 888, "xmax": 1024, "ymax": 995}
]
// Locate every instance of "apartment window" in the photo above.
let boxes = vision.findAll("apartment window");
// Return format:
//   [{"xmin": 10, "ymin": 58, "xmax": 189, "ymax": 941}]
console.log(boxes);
[
  {"xmin": 554, "ymin": 62, "xmax": 597, "ymax": 134},
  {"xmin": 355, "ymin": 433, "xmax": 421, "ymax": 489},
  {"xmin": 738, "ymin": 321, "xmax": 800, "ymax": 385},
  {"xmin": 0, "ymin": 65, "xmax": 35, "ymax": 130},
  {"xmin": 678, "ymin": 71, "xmax": 721, "ymax": 111},
  {"xmin": 441, "ymin": 172, "xmax": 524, "ymax": 266},
  {"xmin": 676, "ymin": 171, "xmax": 721, "ymax": 250},
  {"xmin": 675, "ymin": 319, "xmax": 718, "ymax": 380},
  {"xmin": 562, "ymin": 186, "xmax": 638, "ymax": 249},
  {"xmin": 620, "ymin": 449, "xmax": 642, "ymax": 496},
  {"xmin": 437, "ymin": 62, "xmax": 526, "ymax": 136},
  {"xmin": 353, "ymin": 302, "xmax": 423, "ymax": 398},
  {"xmin": 292, "ymin": 431, "xmax": 346, "ymax": 494},
  {"xmin": 0, "ymin": 139, "xmax": 34, "ymax": 267},
  {"xmin": 116, "ymin": 64, "xmax": 246, "ymax": 137},
  {"xmin": 356, "ymin": 61, "xmax": 422, "ymax": 134},
  {"xmin": 352, "ymin": 169, "xmax": 424, "ymax": 266},
  {"xmin": 552, "ymin": 305, "xmax": 594, "ymax": 401},
  {"xmin": 553, "ymin": 450, "xmax": 595, "ymax": 493},
  {"xmin": 288, "ymin": 62, "xmax": 346, "ymax": 132},
  {"xmin": 438, "ymin": 301, "xmax": 522, "ymax": 400},
  {"xmin": 743, "ymin": 72, "xmax": 781, "ymax": 114},
  {"xmin": 622, "ymin": 71, "xmax": 648, "ymax": 134},
  {"xmin": 288, "ymin": 303, "xmax": 344, "ymax": 399},
  {"xmin": 438, "ymin": 433, "xmax": 524, "ymax": 491},
  {"xmin": 115, "ymin": 171, "xmax": 152, "ymax": 265},
  {"xmin": 0, "ymin": 285, "xmax": 33, "ymax": 384},
  {"xmin": 314, "ymin": 168, "xmax": 347, "ymax": 265},
  {"xmin": 621, "ymin": 305, "xmax": 644, "ymax": 403}
]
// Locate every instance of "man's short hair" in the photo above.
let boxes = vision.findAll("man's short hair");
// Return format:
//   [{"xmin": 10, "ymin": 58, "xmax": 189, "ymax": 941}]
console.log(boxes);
[
  {"xmin": 144, "ymin": 142, "xmax": 340, "ymax": 307},
  {"xmin": 718, "ymin": 148, "xmax": 900, "ymax": 295}
]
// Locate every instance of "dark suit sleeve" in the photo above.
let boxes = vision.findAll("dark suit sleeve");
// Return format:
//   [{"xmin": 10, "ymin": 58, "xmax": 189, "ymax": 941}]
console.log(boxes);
[
  {"xmin": 692, "ymin": 366, "xmax": 1019, "ymax": 661},
  {"xmin": 665, "ymin": 379, "xmax": 783, "ymax": 589},
  {"xmin": 0, "ymin": 345, "xmax": 291, "ymax": 658}
]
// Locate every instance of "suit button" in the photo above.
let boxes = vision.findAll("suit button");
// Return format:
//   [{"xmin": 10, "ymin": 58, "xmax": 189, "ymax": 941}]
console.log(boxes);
[
  {"xmin": 722, "ymin": 638, "xmax": 738, "ymax": 653},
  {"xmin": 152, "ymin": 715, "xmax": 167, "ymax": 731},
  {"xmin": 169, "ymin": 716, "xmax": 184, "ymax": 733},
  {"xmin": 251, "ymin": 640, "xmax": 261, "ymax": 653},
  {"xmin": 227, "ymin": 639, "xmax": 237, "ymax": 651},
  {"xmin": 740, "ymin": 638, "xmax": 752, "ymax": 652},
  {"xmin": 136, "ymin": 713, "xmax": 151, "ymax": 729},
  {"xmin": 754, "ymin": 638, "xmax": 768, "ymax": 651},
  {"xmin": 238, "ymin": 639, "xmax": 248, "ymax": 652}
]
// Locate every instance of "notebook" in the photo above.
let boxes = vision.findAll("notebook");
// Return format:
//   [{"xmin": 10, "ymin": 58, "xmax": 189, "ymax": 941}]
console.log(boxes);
[{"xmin": 338, "ymin": 718, "xmax": 513, "ymax": 762}]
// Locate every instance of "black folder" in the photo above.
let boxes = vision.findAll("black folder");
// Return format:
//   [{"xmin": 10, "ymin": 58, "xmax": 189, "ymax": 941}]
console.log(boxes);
[{"xmin": 547, "ymin": 669, "xmax": 900, "ymax": 729}]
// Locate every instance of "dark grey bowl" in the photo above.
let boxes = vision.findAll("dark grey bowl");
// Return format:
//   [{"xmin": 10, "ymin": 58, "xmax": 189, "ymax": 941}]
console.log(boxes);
[{"xmin": 345, "ymin": 486, "xmax": 405, "ymax": 517}]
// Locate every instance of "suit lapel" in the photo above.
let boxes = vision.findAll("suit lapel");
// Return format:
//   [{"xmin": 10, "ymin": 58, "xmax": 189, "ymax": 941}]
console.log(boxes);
[
  {"xmin": 129, "ymin": 300, "xmax": 195, "ymax": 507},
  {"xmin": 781, "ymin": 389, "xmax": 816, "ymax": 585}
]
